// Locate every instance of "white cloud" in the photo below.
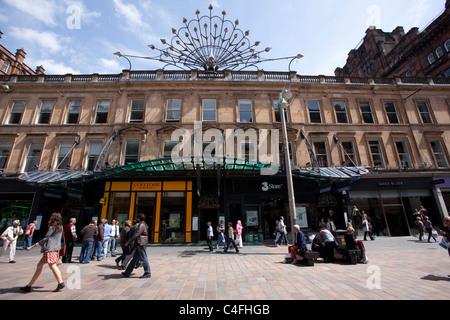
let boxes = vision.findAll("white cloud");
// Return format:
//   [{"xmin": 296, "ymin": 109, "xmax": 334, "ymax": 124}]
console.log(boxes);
[
  {"xmin": 26, "ymin": 58, "xmax": 80, "ymax": 74},
  {"xmin": 64, "ymin": 0, "xmax": 102, "ymax": 25},
  {"xmin": 96, "ymin": 58, "xmax": 122, "ymax": 74},
  {"xmin": 9, "ymin": 27, "xmax": 69, "ymax": 53},
  {"xmin": 112, "ymin": 0, "xmax": 152, "ymax": 33},
  {"xmin": 3, "ymin": 0, "xmax": 59, "ymax": 27}
]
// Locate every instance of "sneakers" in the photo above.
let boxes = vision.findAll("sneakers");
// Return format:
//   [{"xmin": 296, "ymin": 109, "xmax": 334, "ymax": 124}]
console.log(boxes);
[{"xmin": 140, "ymin": 273, "xmax": 151, "ymax": 279}]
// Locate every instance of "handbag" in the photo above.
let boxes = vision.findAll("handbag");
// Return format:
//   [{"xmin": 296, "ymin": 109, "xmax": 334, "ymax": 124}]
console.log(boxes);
[{"xmin": 60, "ymin": 233, "xmax": 66, "ymax": 256}]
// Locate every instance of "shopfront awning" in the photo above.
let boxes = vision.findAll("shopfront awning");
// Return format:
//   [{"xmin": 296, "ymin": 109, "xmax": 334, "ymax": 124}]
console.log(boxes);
[{"xmin": 17, "ymin": 157, "xmax": 370, "ymax": 187}]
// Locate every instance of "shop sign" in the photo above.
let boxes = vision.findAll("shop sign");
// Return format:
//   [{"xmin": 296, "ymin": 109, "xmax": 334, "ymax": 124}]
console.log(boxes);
[
  {"xmin": 377, "ymin": 181, "xmax": 404, "ymax": 187},
  {"xmin": 132, "ymin": 181, "xmax": 162, "ymax": 191},
  {"xmin": 198, "ymin": 195, "xmax": 220, "ymax": 208},
  {"xmin": 261, "ymin": 182, "xmax": 282, "ymax": 192}
]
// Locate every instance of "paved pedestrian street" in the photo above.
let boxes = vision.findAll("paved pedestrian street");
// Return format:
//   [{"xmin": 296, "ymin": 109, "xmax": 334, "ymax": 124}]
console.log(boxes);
[{"xmin": 0, "ymin": 236, "xmax": 448, "ymax": 306}]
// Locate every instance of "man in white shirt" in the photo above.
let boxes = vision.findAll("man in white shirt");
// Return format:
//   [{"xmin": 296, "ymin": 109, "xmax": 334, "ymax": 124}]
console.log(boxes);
[
  {"xmin": 0, "ymin": 220, "xmax": 23, "ymax": 263},
  {"xmin": 109, "ymin": 219, "xmax": 120, "ymax": 257}
]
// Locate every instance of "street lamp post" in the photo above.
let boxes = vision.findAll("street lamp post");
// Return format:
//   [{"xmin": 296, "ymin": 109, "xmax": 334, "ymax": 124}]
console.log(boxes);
[
  {"xmin": 277, "ymin": 54, "xmax": 302, "ymax": 244},
  {"xmin": 114, "ymin": 52, "xmax": 132, "ymax": 70}
]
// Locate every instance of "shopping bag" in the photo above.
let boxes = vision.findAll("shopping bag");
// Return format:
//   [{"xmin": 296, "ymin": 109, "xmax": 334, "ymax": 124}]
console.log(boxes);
[
  {"xmin": 439, "ymin": 237, "xmax": 449, "ymax": 250},
  {"xmin": 431, "ymin": 229, "xmax": 438, "ymax": 240}
]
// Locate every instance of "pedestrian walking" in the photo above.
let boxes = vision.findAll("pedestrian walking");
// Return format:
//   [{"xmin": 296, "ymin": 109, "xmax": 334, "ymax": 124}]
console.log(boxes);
[
  {"xmin": 0, "ymin": 220, "xmax": 23, "ymax": 263},
  {"xmin": 79, "ymin": 220, "xmax": 98, "ymax": 264},
  {"xmin": 415, "ymin": 217, "xmax": 425, "ymax": 241},
  {"xmin": 439, "ymin": 217, "xmax": 450, "ymax": 257},
  {"xmin": 122, "ymin": 213, "xmax": 151, "ymax": 278},
  {"xmin": 20, "ymin": 212, "xmax": 65, "ymax": 293},
  {"xmin": 362, "ymin": 214, "xmax": 374, "ymax": 241},
  {"xmin": 206, "ymin": 222, "xmax": 214, "ymax": 251},
  {"xmin": 326, "ymin": 218, "xmax": 336, "ymax": 233},
  {"xmin": 279, "ymin": 216, "xmax": 289, "ymax": 245},
  {"xmin": 236, "ymin": 220, "xmax": 244, "ymax": 248},
  {"xmin": 223, "ymin": 222, "xmax": 239, "ymax": 253},
  {"xmin": 23, "ymin": 220, "xmax": 37, "ymax": 250},
  {"xmin": 62, "ymin": 218, "xmax": 77, "ymax": 263},
  {"xmin": 423, "ymin": 216, "xmax": 437, "ymax": 242},
  {"xmin": 215, "ymin": 220, "xmax": 226, "ymax": 249},
  {"xmin": 115, "ymin": 220, "xmax": 131, "ymax": 268},
  {"xmin": 274, "ymin": 220, "xmax": 282, "ymax": 246}
]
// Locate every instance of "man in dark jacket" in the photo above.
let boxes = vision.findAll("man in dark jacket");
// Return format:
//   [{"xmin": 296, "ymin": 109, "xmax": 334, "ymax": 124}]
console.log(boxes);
[
  {"xmin": 115, "ymin": 220, "xmax": 131, "ymax": 268},
  {"xmin": 122, "ymin": 214, "xmax": 151, "ymax": 278},
  {"xmin": 79, "ymin": 220, "xmax": 98, "ymax": 264},
  {"xmin": 287, "ymin": 225, "xmax": 307, "ymax": 259}
]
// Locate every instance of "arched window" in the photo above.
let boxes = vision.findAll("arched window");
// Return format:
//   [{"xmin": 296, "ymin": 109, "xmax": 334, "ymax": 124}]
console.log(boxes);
[
  {"xmin": 0, "ymin": 60, "xmax": 10, "ymax": 74},
  {"xmin": 445, "ymin": 39, "xmax": 450, "ymax": 52},
  {"xmin": 427, "ymin": 53, "xmax": 436, "ymax": 65},
  {"xmin": 436, "ymin": 46, "xmax": 444, "ymax": 59}
]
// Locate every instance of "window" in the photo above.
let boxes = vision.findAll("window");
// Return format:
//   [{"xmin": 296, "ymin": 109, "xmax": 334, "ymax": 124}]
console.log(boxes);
[
  {"xmin": 436, "ymin": 47, "xmax": 445, "ymax": 59},
  {"xmin": 8, "ymin": 101, "xmax": 25, "ymax": 124},
  {"xmin": 37, "ymin": 101, "xmax": 54, "ymax": 124},
  {"xmin": 395, "ymin": 141, "xmax": 412, "ymax": 169},
  {"xmin": 24, "ymin": 142, "xmax": 43, "ymax": 172},
  {"xmin": 430, "ymin": 141, "xmax": 449, "ymax": 168},
  {"xmin": 427, "ymin": 53, "xmax": 436, "ymax": 65},
  {"xmin": 369, "ymin": 141, "xmax": 385, "ymax": 168},
  {"xmin": 445, "ymin": 68, "xmax": 450, "ymax": 78},
  {"xmin": 66, "ymin": 100, "xmax": 81, "ymax": 124},
  {"xmin": 416, "ymin": 102, "xmax": 433, "ymax": 124},
  {"xmin": 0, "ymin": 143, "xmax": 12, "ymax": 171},
  {"xmin": 342, "ymin": 141, "xmax": 357, "ymax": 166},
  {"xmin": 307, "ymin": 101, "xmax": 322, "ymax": 123},
  {"xmin": 202, "ymin": 99, "xmax": 216, "ymax": 122},
  {"xmin": 238, "ymin": 99, "xmax": 253, "ymax": 122},
  {"xmin": 384, "ymin": 102, "xmax": 399, "ymax": 124},
  {"xmin": 1, "ymin": 60, "xmax": 10, "ymax": 74},
  {"xmin": 166, "ymin": 99, "xmax": 181, "ymax": 122},
  {"xmin": 86, "ymin": 142, "xmax": 103, "ymax": 171},
  {"xmin": 314, "ymin": 142, "xmax": 329, "ymax": 167},
  {"xmin": 239, "ymin": 140, "xmax": 256, "ymax": 162},
  {"xmin": 95, "ymin": 100, "xmax": 110, "ymax": 124},
  {"xmin": 360, "ymin": 102, "xmax": 374, "ymax": 124},
  {"xmin": 273, "ymin": 100, "xmax": 281, "ymax": 122},
  {"xmin": 334, "ymin": 101, "xmax": 348, "ymax": 123},
  {"xmin": 445, "ymin": 39, "xmax": 450, "ymax": 52},
  {"xmin": 129, "ymin": 99, "xmax": 145, "ymax": 123},
  {"xmin": 124, "ymin": 141, "xmax": 140, "ymax": 164},
  {"xmin": 163, "ymin": 141, "xmax": 178, "ymax": 159},
  {"xmin": 55, "ymin": 142, "xmax": 73, "ymax": 170}
]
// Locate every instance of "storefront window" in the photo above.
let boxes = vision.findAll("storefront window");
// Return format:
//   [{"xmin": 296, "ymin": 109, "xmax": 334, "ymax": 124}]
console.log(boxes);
[
  {"xmin": 134, "ymin": 192, "xmax": 156, "ymax": 241},
  {"xmin": 160, "ymin": 192, "xmax": 186, "ymax": 243},
  {"xmin": 107, "ymin": 192, "xmax": 131, "ymax": 224}
]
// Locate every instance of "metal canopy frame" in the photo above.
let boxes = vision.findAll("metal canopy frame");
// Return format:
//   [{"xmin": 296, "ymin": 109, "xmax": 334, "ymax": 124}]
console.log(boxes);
[{"xmin": 115, "ymin": 5, "xmax": 302, "ymax": 71}]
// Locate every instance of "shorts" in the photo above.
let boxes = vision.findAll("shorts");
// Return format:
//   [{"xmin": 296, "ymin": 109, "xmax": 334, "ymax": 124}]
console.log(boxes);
[{"xmin": 41, "ymin": 251, "xmax": 60, "ymax": 264}]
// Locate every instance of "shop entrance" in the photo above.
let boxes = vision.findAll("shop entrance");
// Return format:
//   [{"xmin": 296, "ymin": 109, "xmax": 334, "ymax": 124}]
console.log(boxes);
[
  {"xmin": 199, "ymin": 208, "xmax": 219, "ymax": 241},
  {"xmin": 384, "ymin": 204, "xmax": 410, "ymax": 236}
]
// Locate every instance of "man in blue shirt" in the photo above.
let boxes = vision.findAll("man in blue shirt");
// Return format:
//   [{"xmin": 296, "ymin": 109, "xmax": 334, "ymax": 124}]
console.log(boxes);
[
  {"xmin": 102, "ymin": 220, "xmax": 112, "ymax": 259},
  {"xmin": 287, "ymin": 225, "xmax": 307, "ymax": 259}
]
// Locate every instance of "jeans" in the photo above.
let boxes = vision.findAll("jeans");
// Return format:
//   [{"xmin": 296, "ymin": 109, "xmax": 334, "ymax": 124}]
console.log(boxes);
[
  {"xmin": 79, "ymin": 241, "xmax": 94, "ymax": 263},
  {"xmin": 92, "ymin": 240, "xmax": 103, "ymax": 259},
  {"xmin": 102, "ymin": 236, "xmax": 111, "ymax": 258},
  {"xmin": 215, "ymin": 232, "xmax": 226, "ymax": 248},
  {"xmin": 110, "ymin": 237, "xmax": 117, "ymax": 256},
  {"xmin": 23, "ymin": 236, "xmax": 32, "ymax": 249},
  {"xmin": 124, "ymin": 245, "xmax": 151, "ymax": 276}
]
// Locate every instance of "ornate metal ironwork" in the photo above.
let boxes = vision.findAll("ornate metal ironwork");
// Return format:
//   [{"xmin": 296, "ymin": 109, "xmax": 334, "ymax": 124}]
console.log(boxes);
[{"xmin": 115, "ymin": 5, "xmax": 302, "ymax": 71}]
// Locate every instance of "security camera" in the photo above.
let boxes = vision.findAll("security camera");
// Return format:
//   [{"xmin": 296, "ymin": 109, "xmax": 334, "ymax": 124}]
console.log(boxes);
[{"xmin": 2, "ymin": 85, "xmax": 10, "ymax": 92}]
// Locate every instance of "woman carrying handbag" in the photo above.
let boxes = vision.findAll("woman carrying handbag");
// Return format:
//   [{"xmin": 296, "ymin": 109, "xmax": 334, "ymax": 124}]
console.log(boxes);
[{"xmin": 20, "ymin": 212, "xmax": 65, "ymax": 293}]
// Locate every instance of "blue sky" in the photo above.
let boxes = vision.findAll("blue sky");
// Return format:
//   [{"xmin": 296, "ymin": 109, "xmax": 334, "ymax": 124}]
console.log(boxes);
[{"xmin": 0, "ymin": 0, "xmax": 446, "ymax": 75}]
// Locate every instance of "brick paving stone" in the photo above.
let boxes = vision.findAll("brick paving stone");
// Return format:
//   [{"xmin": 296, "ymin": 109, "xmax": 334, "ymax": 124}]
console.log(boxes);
[{"xmin": 1, "ymin": 236, "xmax": 450, "ymax": 301}]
